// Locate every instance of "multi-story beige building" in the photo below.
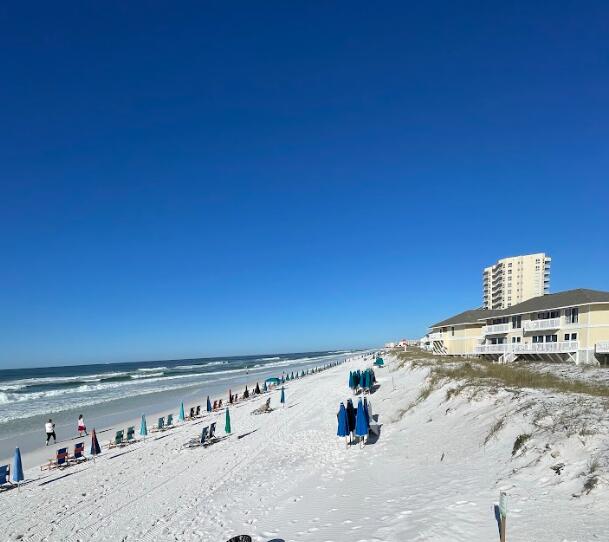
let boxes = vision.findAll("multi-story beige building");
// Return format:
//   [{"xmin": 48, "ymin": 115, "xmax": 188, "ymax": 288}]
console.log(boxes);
[
  {"xmin": 483, "ymin": 253, "xmax": 551, "ymax": 310},
  {"xmin": 426, "ymin": 288, "xmax": 609, "ymax": 365}
]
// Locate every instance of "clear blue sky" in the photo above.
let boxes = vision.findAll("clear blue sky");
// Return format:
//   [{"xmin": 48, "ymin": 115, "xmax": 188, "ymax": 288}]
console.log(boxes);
[{"xmin": 1, "ymin": 2, "xmax": 608, "ymax": 368}]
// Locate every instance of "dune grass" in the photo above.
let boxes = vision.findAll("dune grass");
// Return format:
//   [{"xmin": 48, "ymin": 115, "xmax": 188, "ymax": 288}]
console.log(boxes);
[{"xmin": 395, "ymin": 350, "xmax": 609, "ymax": 398}]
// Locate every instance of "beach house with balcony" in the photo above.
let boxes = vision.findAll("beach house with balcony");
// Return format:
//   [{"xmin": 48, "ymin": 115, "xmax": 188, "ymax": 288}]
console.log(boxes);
[{"xmin": 428, "ymin": 288, "xmax": 609, "ymax": 364}]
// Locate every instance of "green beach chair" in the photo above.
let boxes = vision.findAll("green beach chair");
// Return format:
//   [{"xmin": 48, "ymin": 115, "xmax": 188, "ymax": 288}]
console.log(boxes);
[
  {"xmin": 166, "ymin": 414, "xmax": 174, "ymax": 428},
  {"xmin": 109, "ymin": 430, "xmax": 124, "ymax": 448},
  {"xmin": 126, "ymin": 426, "xmax": 136, "ymax": 443},
  {"xmin": 153, "ymin": 417, "xmax": 165, "ymax": 432}
]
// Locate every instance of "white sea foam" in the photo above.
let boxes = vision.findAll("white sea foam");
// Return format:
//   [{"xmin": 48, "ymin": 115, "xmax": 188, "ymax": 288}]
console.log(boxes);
[
  {"xmin": 137, "ymin": 367, "xmax": 168, "ymax": 372},
  {"xmin": 130, "ymin": 372, "xmax": 164, "ymax": 379}
]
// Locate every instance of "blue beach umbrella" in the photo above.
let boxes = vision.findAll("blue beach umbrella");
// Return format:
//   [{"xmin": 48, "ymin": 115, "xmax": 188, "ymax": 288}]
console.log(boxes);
[
  {"xmin": 140, "ymin": 415, "xmax": 148, "ymax": 437},
  {"xmin": 363, "ymin": 397, "xmax": 371, "ymax": 426},
  {"xmin": 280, "ymin": 386, "xmax": 285, "ymax": 406},
  {"xmin": 337, "ymin": 404, "xmax": 349, "ymax": 438},
  {"xmin": 12, "ymin": 447, "xmax": 24, "ymax": 484},
  {"xmin": 263, "ymin": 380, "xmax": 268, "ymax": 392},
  {"xmin": 348, "ymin": 371, "xmax": 354, "ymax": 389},
  {"xmin": 207, "ymin": 396, "xmax": 212, "ymax": 412},
  {"xmin": 179, "ymin": 402, "xmax": 185, "ymax": 422},
  {"xmin": 355, "ymin": 398, "xmax": 369, "ymax": 439}
]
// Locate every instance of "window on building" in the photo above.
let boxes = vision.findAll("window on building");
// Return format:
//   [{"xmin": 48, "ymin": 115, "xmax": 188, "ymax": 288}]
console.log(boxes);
[
  {"xmin": 451, "ymin": 326, "xmax": 455, "ymax": 337},
  {"xmin": 571, "ymin": 333, "xmax": 577, "ymax": 341},
  {"xmin": 511, "ymin": 336, "xmax": 521, "ymax": 343},
  {"xmin": 533, "ymin": 336, "xmax": 543, "ymax": 343},
  {"xmin": 545, "ymin": 335, "xmax": 557, "ymax": 343},
  {"xmin": 512, "ymin": 315, "xmax": 522, "ymax": 329},
  {"xmin": 564, "ymin": 333, "xmax": 570, "ymax": 341},
  {"xmin": 565, "ymin": 307, "xmax": 579, "ymax": 323}
]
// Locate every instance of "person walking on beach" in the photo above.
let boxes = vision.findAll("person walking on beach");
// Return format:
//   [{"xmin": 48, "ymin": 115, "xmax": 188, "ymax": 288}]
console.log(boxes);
[
  {"xmin": 45, "ymin": 419, "xmax": 56, "ymax": 445},
  {"xmin": 77, "ymin": 414, "xmax": 88, "ymax": 436}
]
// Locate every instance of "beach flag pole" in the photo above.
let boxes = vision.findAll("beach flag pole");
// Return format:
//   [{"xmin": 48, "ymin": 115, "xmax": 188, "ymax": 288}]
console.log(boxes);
[{"xmin": 499, "ymin": 491, "xmax": 507, "ymax": 542}]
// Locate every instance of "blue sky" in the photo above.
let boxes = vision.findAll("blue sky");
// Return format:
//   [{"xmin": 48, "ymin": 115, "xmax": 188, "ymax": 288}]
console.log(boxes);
[{"xmin": 1, "ymin": 2, "xmax": 608, "ymax": 368}]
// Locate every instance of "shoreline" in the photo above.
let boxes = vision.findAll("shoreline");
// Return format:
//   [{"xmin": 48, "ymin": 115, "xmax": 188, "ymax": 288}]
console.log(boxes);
[{"xmin": 1, "ymin": 354, "xmax": 357, "ymax": 470}]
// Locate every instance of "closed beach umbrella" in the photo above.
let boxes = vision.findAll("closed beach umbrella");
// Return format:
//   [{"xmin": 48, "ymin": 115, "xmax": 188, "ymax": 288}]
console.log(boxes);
[
  {"xmin": 346, "ymin": 399, "xmax": 356, "ymax": 433},
  {"xmin": 337, "ymin": 404, "xmax": 349, "ymax": 438},
  {"xmin": 355, "ymin": 398, "xmax": 369, "ymax": 440},
  {"xmin": 363, "ymin": 397, "xmax": 371, "ymax": 426},
  {"xmin": 179, "ymin": 402, "xmax": 185, "ymax": 422},
  {"xmin": 263, "ymin": 380, "xmax": 268, "ymax": 392},
  {"xmin": 348, "ymin": 371, "xmax": 354, "ymax": 389},
  {"xmin": 140, "ymin": 415, "xmax": 148, "ymax": 437},
  {"xmin": 207, "ymin": 395, "xmax": 212, "ymax": 412},
  {"xmin": 255, "ymin": 382, "xmax": 261, "ymax": 394},
  {"xmin": 12, "ymin": 447, "xmax": 24, "ymax": 484},
  {"xmin": 90, "ymin": 429, "xmax": 101, "ymax": 456},
  {"xmin": 225, "ymin": 407, "xmax": 232, "ymax": 434},
  {"xmin": 280, "ymin": 386, "xmax": 285, "ymax": 406}
]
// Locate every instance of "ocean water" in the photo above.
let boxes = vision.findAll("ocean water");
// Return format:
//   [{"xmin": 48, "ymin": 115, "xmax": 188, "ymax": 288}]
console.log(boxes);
[{"xmin": 0, "ymin": 350, "xmax": 352, "ymax": 426}]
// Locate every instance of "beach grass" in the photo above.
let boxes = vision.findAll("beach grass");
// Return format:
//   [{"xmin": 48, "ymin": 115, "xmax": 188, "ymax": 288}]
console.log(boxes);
[{"xmin": 395, "ymin": 350, "xmax": 609, "ymax": 398}]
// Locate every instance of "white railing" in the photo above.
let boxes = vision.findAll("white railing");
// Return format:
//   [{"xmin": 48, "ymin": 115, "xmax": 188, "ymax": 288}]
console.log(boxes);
[
  {"xmin": 523, "ymin": 318, "xmax": 561, "ymax": 332},
  {"xmin": 596, "ymin": 341, "xmax": 609, "ymax": 354},
  {"xmin": 428, "ymin": 332, "xmax": 443, "ymax": 341},
  {"xmin": 514, "ymin": 341, "xmax": 578, "ymax": 354},
  {"xmin": 474, "ymin": 344, "xmax": 511, "ymax": 354},
  {"xmin": 475, "ymin": 341, "xmax": 579, "ymax": 355},
  {"xmin": 483, "ymin": 323, "xmax": 510, "ymax": 335}
]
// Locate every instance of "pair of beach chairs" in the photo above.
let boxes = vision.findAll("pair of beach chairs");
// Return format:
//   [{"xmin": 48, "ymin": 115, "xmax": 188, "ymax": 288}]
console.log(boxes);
[
  {"xmin": 184, "ymin": 422, "xmax": 218, "ymax": 448},
  {"xmin": 109, "ymin": 426, "xmax": 138, "ymax": 448},
  {"xmin": 151, "ymin": 414, "xmax": 174, "ymax": 433},
  {"xmin": 41, "ymin": 442, "xmax": 87, "ymax": 470},
  {"xmin": 188, "ymin": 405, "xmax": 202, "ymax": 419}
]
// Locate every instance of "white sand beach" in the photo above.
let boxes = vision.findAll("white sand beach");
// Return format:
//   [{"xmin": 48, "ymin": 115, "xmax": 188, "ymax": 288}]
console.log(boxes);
[{"xmin": 2, "ymin": 353, "xmax": 608, "ymax": 541}]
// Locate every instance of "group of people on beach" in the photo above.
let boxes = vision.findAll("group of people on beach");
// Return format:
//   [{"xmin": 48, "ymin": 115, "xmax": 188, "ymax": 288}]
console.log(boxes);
[{"xmin": 44, "ymin": 414, "xmax": 87, "ymax": 445}]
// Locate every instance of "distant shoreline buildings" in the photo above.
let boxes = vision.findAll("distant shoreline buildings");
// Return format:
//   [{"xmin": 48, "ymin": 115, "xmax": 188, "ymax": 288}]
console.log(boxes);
[{"xmin": 421, "ymin": 253, "xmax": 609, "ymax": 365}]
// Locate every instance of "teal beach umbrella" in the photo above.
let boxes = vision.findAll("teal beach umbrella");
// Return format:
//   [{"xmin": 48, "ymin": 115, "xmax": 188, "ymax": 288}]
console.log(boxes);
[
  {"xmin": 225, "ymin": 407, "xmax": 232, "ymax": 434},
  {"xmin": 179, "ymin": 402, "xmax": 185, "ymax": 422},
  {"xmin": 140, "ymin": 415, "xmax": 148, "ymax": 436},
  {"xmin": 207, "ymin": 395, "xmax": 212, "ymax": 412},
  {"xmin": 280, "ymin": 386, "xmax": 285, "ymax": 405}
]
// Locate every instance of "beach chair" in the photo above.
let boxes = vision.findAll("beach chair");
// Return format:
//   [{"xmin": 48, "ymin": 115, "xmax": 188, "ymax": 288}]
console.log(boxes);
[
  {"xmin": 189, "ymin": 406, "xmax": 195, "ymax": 419},
  {"xmin": 126, "ymin": 426, "xmax": 136, "ymax": 443},
  {"xmin": 70, "ymin": 442, "xmax": 86, "ymax": 463},
  {"xmin": 208, "ymin": 422, "xmax": 217, "ymax": 441},
  {"xmin": 251, "ymin": 398, "xmax": 272, "ymax": 415},
  {"xmin": 0, "ymin": 465, "xmax": 12, "ymax": 489},
  {"xmin": 152, "ymin": 417, "xmax": 165, "ymax": 432},
  {"xmin": 183, "ymin": 425, "xmax": 208, "ymax": 448},
  {"xmin": 109, "ymin": 430, "xmax": 125, "ymax": 448},
  {"xmin": 195, "ymin": 405, "xmax": 201, "ymax": 417},
  {"xmin": 42, "ymin": 447, "xmax": 69, "ymax": 470},
  {"xmin": 166, "ymin": 414, "xmax": 174, "ymax": 428}
]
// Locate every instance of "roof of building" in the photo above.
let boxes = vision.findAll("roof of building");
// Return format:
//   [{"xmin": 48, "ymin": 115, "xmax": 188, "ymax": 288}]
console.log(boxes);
[
  {"xmin": 430, "ymin": 308, "xmax": 503, "ymax": 328},
  {"xmin": 478, "ymin": 288, "xmax": 609, "ymax": 319}
]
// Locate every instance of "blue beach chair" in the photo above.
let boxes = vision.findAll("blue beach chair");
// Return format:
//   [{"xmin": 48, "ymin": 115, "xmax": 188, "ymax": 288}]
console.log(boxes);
[
  {"xmin": 0, "ymin": 465, "xmax": 11, "ymax": 489},
  {"xmin": 42, "ymin": 447, "xmax": 69, "ymax": 470},
  {"xmin": 70, "ymin": 442, "xmax": 86, "ymax": 462}
]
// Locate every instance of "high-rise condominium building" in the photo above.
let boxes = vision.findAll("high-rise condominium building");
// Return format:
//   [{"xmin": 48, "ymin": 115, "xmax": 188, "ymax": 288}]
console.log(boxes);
[{"xmin": 483, "ymin": 253, "xmax": 551, "ymax": 310}]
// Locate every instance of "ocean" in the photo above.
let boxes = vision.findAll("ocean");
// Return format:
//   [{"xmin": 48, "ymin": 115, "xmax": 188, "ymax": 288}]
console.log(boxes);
[{"xmin": 0, "ymin": 350, "xmax": 357, "ymax": 466}]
